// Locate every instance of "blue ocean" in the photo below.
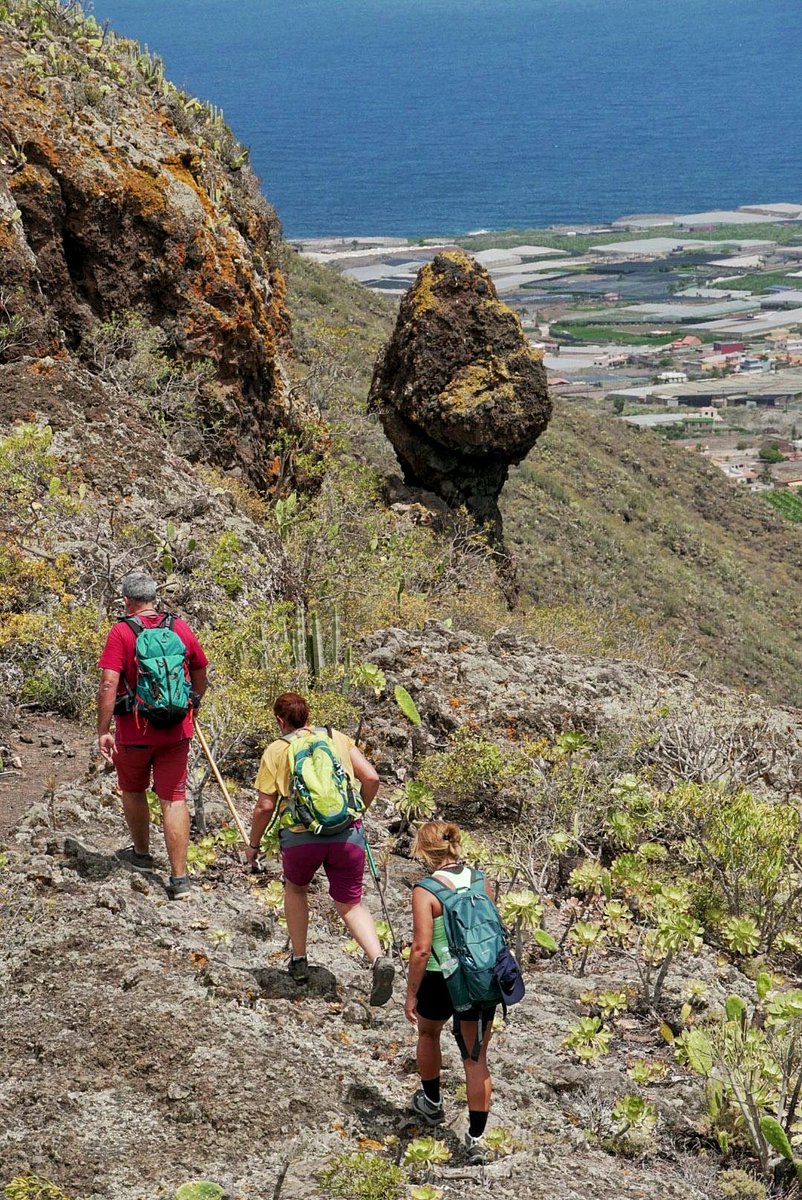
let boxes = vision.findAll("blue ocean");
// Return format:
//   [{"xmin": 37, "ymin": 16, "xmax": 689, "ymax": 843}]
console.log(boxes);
[{"xmin": 91, "ymin": 0, "xmax": 802, "ymax": 239}]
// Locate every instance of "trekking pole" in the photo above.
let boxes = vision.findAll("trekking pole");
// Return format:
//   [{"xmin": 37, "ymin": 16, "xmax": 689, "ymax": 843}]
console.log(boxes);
[
  {"xmin": 194, "ymin": 719, "xmax": 249, "ymax": 846},
  {"xmin": 365, "ymin": 839, "xmax": 407, "ymax": 979}
]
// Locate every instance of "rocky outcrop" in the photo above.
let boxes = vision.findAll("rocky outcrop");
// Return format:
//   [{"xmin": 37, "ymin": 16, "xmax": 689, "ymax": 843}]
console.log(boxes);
[
  {"xmin": 368, "ymin": 250, "xmax": 551, "ymax": 542},
  {"xmin": 356, "ymin": 621, "xmax": 802, "ymax": 792},
  {"xmin": 0, "ymin": 12, "xmax": 325, "ymax": 490}
]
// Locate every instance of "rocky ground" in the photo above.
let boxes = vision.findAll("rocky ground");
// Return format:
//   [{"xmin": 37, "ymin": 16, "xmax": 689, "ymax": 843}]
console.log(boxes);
[
  {"xmin": 4, "ymin": 623, "xmax": 798, "ymax": 1200},
  {"xmin": 0, "ymin": 773, "xmax": 722, "ymax": 1200}
]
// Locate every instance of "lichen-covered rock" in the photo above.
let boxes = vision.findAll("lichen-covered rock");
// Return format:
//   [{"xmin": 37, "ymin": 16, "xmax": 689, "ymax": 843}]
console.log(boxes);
[
  {"xmin": 0, "ymin": 15, "xmax": 325, "ymax": 490},
  {"xmin": 368, "ymin": 250, "xmax": 551, "ymax": 540}
]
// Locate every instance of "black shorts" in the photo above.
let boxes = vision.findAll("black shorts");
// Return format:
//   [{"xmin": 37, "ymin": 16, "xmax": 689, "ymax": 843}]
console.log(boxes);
[{"xmin": 416, "ymin": 970, "xmax": 497, "ymax": 1028}]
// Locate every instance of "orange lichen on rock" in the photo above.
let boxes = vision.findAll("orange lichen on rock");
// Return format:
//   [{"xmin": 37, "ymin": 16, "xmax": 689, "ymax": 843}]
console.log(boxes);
[{"xmin": 0, "ymin": 8, "xmax": 325, "ymax": 491}]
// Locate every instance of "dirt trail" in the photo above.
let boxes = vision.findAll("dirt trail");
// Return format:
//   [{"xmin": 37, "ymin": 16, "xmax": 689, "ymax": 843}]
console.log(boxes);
[{"xmin": 0, "ymin": 714, "xmax": 89, "ymax": 839}]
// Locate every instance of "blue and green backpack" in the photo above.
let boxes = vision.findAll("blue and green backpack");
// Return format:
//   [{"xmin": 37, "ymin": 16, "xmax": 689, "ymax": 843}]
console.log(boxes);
[
  {"xmin": 117, "ymin": 614, "xmax": 191, "ymax": 728},
  {"xmin": 416, "ymin": 869, "xmax": 505, "ymax": 1012},
  {"xmin": 416, "ymin": 868, "xmax": 525, "ymax": 1058}
]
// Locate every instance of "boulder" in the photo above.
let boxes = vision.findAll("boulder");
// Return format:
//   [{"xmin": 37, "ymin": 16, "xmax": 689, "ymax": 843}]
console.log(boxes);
[{"xmin": 368, "ymin": 250, "xmax": 551, "ymax": 542}]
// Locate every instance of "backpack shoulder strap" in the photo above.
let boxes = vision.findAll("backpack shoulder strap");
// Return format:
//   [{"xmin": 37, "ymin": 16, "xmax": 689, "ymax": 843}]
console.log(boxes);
[
  {"xmin": 115, "ymin": 616, "xmax": 142, "ymax": 695},
  {"xmin": 159, "ymin": 613, "xmax": 175, "ymax": 630},
  {"xmin": 414, "ymin": 877, "xmax": 451, "ymax": 903},
  {"xmin": 282, "ymin": 730, "xmax": 308, "ymax": 748},
  {"xmin": 120, "ymin": 616, "xmax": 144, "ymax": 634}
]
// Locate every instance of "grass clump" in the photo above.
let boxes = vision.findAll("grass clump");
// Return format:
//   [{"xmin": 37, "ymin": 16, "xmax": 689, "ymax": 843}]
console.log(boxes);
[{"xmin": 4, "ymin": 1178, "xmax": 74, "ymax": 1200}]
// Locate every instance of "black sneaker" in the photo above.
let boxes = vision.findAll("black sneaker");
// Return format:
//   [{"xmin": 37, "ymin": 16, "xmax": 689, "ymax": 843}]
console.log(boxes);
[
  {"xmin": 369, "ymin": 955, "xmax": 395, "ymax": 1006},
  {"xmin": 115, "ymin": 846, "xmax": 154, "ymax": 870},
  {"xmin": 411, "ymin": 1087, "xmax": 445, "ymax": 1126},
  {"xmin": 167, "ymin": 875, "xmax": 192, "ymax": 900},
  {"xmin": 288, "ymin": 955, "xmax": 309, "ymax": 983}
]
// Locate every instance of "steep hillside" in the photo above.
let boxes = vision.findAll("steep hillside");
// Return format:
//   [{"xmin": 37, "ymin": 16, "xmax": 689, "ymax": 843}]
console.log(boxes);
[{"xmin": 503, "ymin": 405, "xmax": 802, "ymax": 706}]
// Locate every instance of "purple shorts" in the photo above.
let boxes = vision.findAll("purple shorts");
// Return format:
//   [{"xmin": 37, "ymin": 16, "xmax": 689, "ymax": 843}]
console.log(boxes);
[{"xmin": 281, "ymin": 837, "xmax": 366, "ymax": 905}]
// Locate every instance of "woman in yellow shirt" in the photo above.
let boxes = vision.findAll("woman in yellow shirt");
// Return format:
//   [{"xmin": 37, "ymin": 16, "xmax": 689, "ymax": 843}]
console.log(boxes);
[{"xmin": 246, "ymin": 691, "xmax": 394, "ymax": 1007}]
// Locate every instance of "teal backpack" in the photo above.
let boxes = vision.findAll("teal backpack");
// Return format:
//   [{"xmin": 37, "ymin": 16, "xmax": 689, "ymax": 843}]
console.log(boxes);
[
  {"xmin": 283, "ymin": 727, "xmax": 363, "ymax": 836},
  {"xmin": 118, "ymin": 614, "xmax": 191, "ymax": 728},
  {"xmin": 415, "ymin": 868, "xmax": 507, "ymax": 1058}
]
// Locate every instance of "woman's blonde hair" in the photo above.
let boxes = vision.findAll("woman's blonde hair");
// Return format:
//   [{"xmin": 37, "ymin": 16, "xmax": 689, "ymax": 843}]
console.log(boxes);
[{"xmin": 411, "ymin": 820, "xmax": 462, "ymax": 870}]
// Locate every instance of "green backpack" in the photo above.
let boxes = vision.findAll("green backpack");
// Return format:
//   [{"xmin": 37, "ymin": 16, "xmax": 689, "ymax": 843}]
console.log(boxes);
[
  {"xmin": 283, "ymin": 727, "xmax": 363, "ymax": 835},
  {"xmin": 118, "ymin": 614, "xmax": 191, "ymax": 728}
]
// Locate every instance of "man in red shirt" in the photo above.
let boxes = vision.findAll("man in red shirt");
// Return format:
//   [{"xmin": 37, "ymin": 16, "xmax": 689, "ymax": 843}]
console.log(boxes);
[{"xmin": 96, "ymin": 570, "xmax": 208, "ymax": 899}]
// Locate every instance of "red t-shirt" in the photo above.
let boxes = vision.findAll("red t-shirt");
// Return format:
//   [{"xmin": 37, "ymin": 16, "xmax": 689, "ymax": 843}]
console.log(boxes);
[{"xmin": 98, "ymin": 613, "xmax": 209, "ymax": 746}]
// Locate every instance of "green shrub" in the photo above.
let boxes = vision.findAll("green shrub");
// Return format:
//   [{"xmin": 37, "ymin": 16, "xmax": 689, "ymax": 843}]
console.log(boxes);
[
  {"xmin": 206, "ymin": 532, "xmax": 245, "ymax": 598},
  {"xmin": 717, "ymin": 1169, "xmax": 767, "ymax": 1200},
  {"xmin": 320, "ymin": 1152, "xmax": 403, "ymax": 1200},
  {"xmin": 677, "ymin": 988, "xmax": 802, "ymax": 1179},
  {"xmin": 174, "ymin": 1185, "xmax": 225, "ymax": 1200},
  {"xmin": 0, "ymin": 605, "xmax": 105, "ymax": 716},
  {"xmin": 665, "ymin": 783, "xmax": 802, "ymax": 956},
  {"xmin": 416, "ymin": 727, "xmax": 522, "ymax": 808}
]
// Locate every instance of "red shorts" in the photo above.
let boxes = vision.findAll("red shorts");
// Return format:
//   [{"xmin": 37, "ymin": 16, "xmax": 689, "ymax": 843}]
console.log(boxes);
[{"xmin": 113, "ymin": 739, "xmax": 190, "ymax": 802}]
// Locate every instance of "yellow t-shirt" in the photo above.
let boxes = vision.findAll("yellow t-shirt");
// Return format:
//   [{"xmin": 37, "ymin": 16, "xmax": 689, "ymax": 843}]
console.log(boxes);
[{"xmin": 254, "ymin": 727, "xmax": 356, "ymax": 798}]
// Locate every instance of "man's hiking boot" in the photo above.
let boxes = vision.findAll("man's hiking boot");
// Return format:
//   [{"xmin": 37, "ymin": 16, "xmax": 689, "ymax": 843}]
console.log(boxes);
[
  {"xmin": 288, "ymin": 955, "xmax": 309, "ymax": 984},
  {"xmin": 115, "ymin": 846, "xmax": 154, "ymax": 870},
  {"xmin": 411, "ymin": 1087, "xmax": 445, "ymax": 1126},
  {"xmin": 464, "ymin": 1133, "xmax": 487, "ymax": 1165},
  {"xmin": 369, "ymin": 955, "xmax": 395, "ymax": 1006},
  {"xmin": 167, "ymin": 875, "xmax": 192, "ymax": 900}
]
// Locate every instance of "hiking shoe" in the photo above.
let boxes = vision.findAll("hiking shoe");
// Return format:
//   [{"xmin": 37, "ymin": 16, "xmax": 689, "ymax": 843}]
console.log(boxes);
[
  {"xmin": 464, "ymin": 1133, "xmax": 487, "ymax": 1165},
  {"xmin": 115, "ymin": 846, "xmax": 154, "ymax": 870},
  {"xmin": 411, "ymin": 1087, "xmax": 445, "ymax": 1126},
  {"xmin": 167, "ymin": 875, "xmax": 192, "ymax": 900},
  {"xmin": 369, "ymin": 955, "xmax": 395, "ymax": 1007},
  {"xmin": 287, "ymin": 955, "xmax": 309, "ymax": 984}
]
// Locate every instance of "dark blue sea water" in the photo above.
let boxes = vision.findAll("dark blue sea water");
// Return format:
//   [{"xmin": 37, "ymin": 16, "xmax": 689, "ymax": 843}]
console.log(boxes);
[{"xmin": 91, "ymin": 0, "xmax": 802, "ymax": 239}]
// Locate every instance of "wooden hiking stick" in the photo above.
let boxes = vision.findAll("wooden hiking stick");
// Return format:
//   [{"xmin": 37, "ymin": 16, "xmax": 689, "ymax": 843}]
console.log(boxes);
[{"xmin": 194, "ymin": 719, "xmax": 249, "ymax": 845}]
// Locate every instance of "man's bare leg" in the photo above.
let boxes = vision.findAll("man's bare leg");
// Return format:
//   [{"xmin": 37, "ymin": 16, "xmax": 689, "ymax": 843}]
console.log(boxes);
[
  {"xmin": 121, "ymin": 790, "xmax": 150, "ymax": 855},
  {"xmin": 160, "ymin": 798, "xmax": 190, "ymax": 878}
]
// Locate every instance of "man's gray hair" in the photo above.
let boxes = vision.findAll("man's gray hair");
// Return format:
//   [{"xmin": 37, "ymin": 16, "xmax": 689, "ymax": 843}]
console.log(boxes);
[{"xmin": 120, "ymin": 570, "xmax": 157, "ymax": 602}]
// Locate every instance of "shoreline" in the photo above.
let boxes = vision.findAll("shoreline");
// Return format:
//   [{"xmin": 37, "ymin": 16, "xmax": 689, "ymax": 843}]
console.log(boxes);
[{"xmin": 285, "ymin": 201, "xmax": 802, "ymax": 248}]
